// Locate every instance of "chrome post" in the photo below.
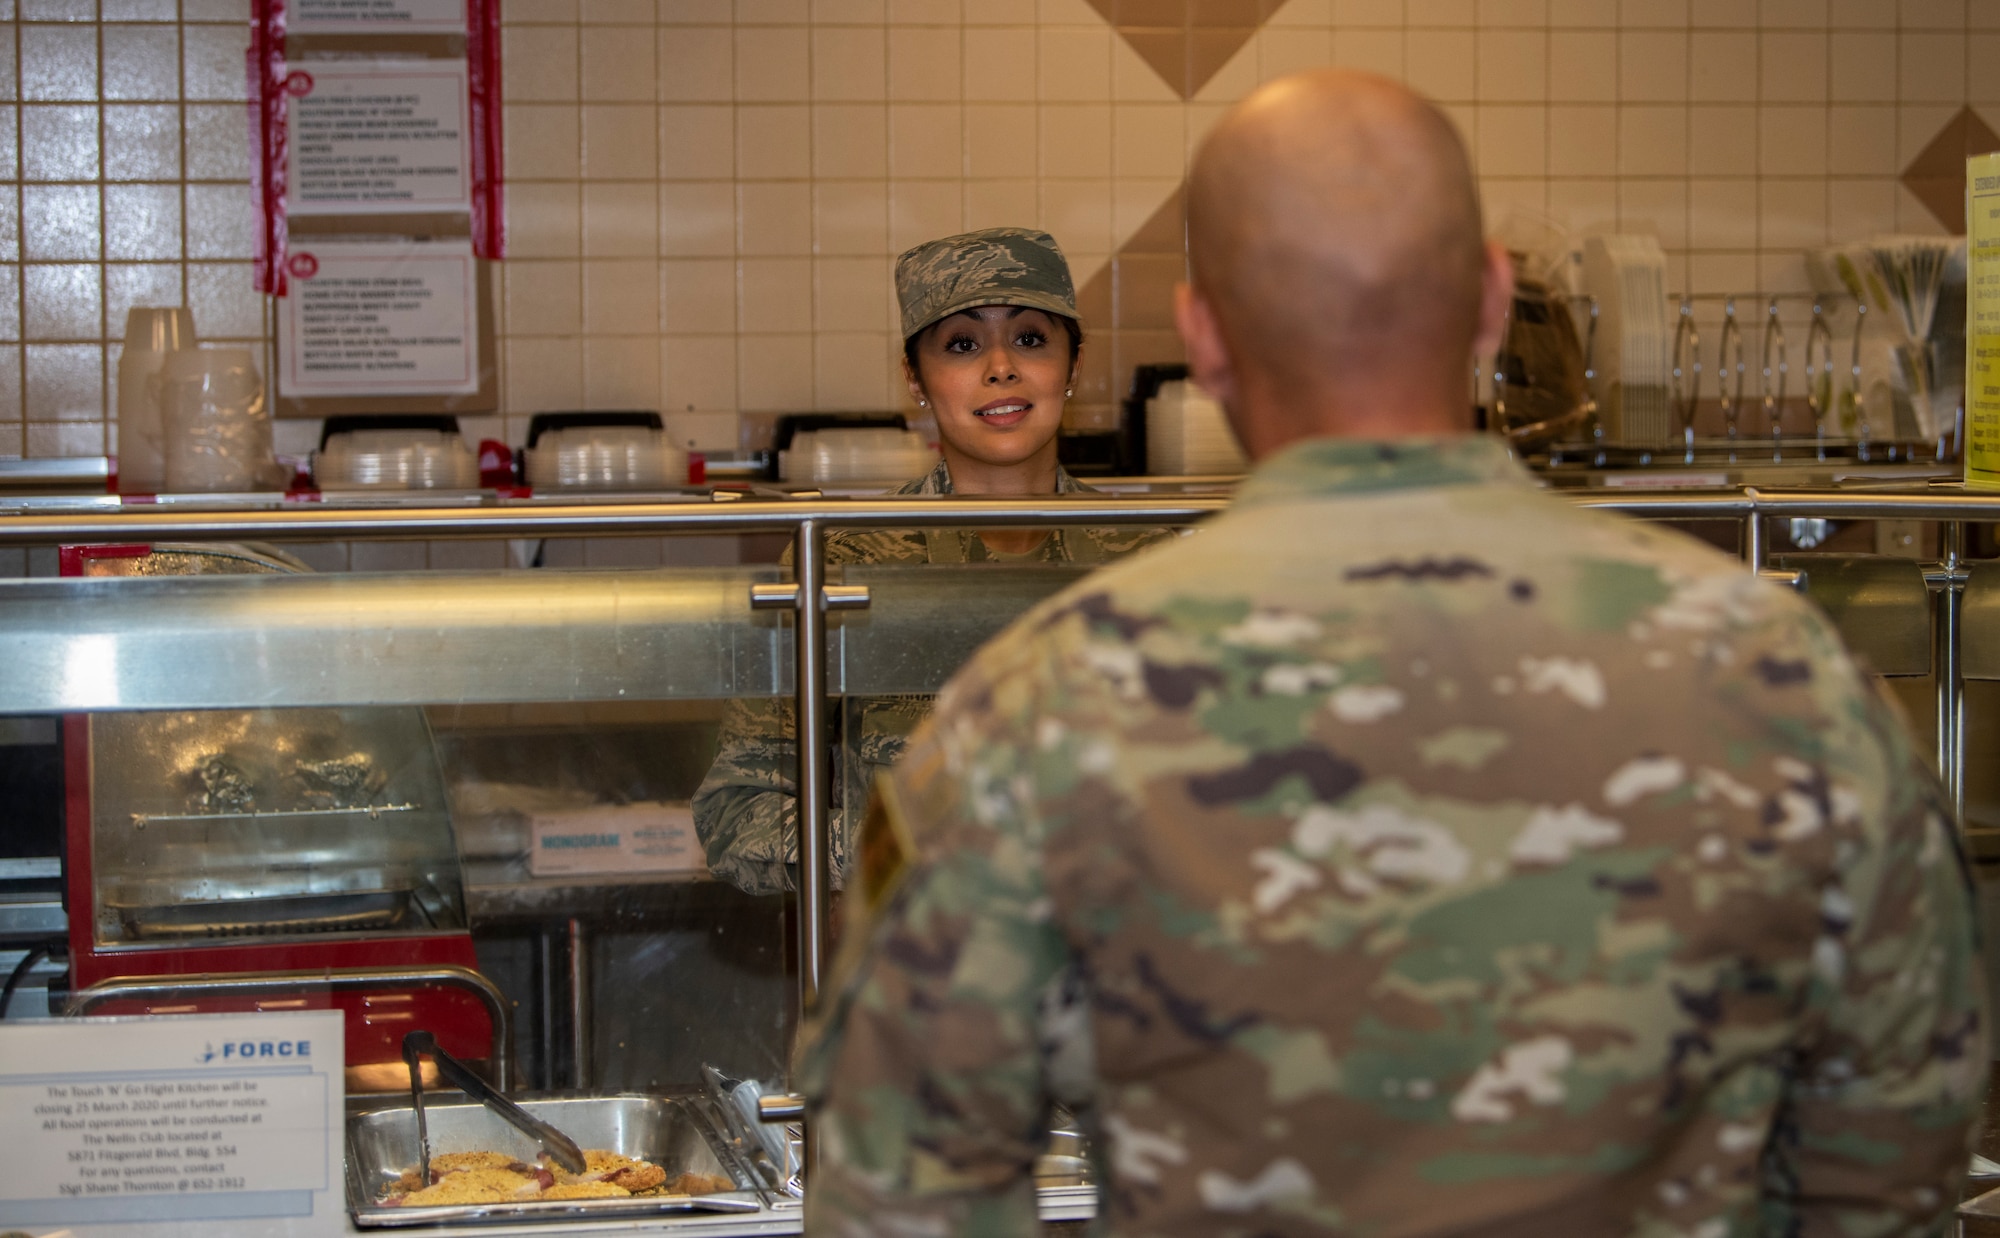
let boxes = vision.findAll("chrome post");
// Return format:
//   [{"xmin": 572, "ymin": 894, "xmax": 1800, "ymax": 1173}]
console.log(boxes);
[
  {"xmin": 751, "ymin": 567, "xmax": 866, "ymax": 1018},
  {"xmin": 535, "ymin": 927, "xmax": 559, "ymax": 1091},
  {"xmin": 1742, "ymin": 487, "xmax": 1765, "ymax": 572},
  {"xmin": 566, "ymin": 916, "xmax": 591, "ymax": 1089},
  {"xmin": 1938, "ymin": 521, "xmax": 1966, "ymax": 821},
  {"xmin": 790, "ymin": 518, "xmax": 834, "ymax": 1194},
  {"xmin": 793, "ymin": 518, "xmax": 832, "ymax": 1017}
]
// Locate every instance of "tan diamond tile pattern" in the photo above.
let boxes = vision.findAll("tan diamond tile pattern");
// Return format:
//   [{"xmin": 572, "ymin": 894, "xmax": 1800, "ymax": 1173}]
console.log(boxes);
[
  {"xmin": 1075, "ymin": 187, "xmax": 1188, "ymax": 426},
  {"xmin": 1902, "ymin": 106, "xmax": 2000, "ymax": 235},
  {"xmin": 1070, "ymin": 2, "xmax": 1287, "ymax": 430},
  {"xmin": 1086, "ymin": 0, "xmax": 1288, "ymax": 101}
]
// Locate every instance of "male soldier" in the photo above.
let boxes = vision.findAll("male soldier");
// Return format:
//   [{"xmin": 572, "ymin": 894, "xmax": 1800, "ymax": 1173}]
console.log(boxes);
[{"xmin": 797, "ymin": 69, "xmax": 1987, "ymax": 1236}]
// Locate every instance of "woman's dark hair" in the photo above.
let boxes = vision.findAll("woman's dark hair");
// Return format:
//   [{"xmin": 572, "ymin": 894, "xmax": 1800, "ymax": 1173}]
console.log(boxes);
[{"xmin": 904, "ymin": 311, "xmax": 1083, "ymax": 381}]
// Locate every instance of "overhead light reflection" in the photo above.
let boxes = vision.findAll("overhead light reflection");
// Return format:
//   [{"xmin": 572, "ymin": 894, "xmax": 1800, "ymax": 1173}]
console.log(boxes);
[{"xmin": 61, "ymin": 633, "xmax": 121, "ymax": 710}]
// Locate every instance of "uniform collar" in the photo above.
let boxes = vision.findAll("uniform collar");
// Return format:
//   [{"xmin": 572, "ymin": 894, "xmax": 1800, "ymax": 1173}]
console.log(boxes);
[
  {"xmin": 899, "ymin": 458, "xmax": 1089, "ymax": 496},
  {"xmin": 1234, "ymin": 435, "xmax": 1528, "ymax": 504}
]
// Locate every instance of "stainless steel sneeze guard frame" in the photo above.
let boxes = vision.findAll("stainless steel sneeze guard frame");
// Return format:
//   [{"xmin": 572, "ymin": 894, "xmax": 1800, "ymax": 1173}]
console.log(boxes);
[
  {"xmin": 9, "ymin": 486, "xmax": 2000, "ymax": 1031},
  {"xmin": 0, "ymin": 568, "xmax": 794, "ymax": 710},
  {"xmin": 65, "ymin": 966, "xmax": 514, "ymax": 1089},
  {"xmin": 0, "ymin": 565, "xmax": 1107, "ymax": 711},
  {"xmin": 0, "ymin": 495, "xmax": 1226, "ymax": 545}
]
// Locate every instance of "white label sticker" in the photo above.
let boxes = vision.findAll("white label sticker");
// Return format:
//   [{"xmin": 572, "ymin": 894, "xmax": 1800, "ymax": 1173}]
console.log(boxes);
[
  {"xmin": 530, "ymin": 803, "xmax": 710, "ymax": 877},
  {"xmin": 0, "ymin": 1011, "xmax": 345, "ymax": 1237},
  {"xmin": 290, "ymin": 0, "xmax": 467, "ymax": 33},
  {"xmin": 279, "ymin": 239, "xmax": 480, "ymax": 397},
  {"xmin": 288, "ymin": 61, "xmax": 470, "ymax": 214}
]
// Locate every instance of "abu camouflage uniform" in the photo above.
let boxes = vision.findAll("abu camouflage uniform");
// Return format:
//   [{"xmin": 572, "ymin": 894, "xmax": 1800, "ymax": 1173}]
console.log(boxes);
[
  {"xmin": 894, "ymin": 227, "xmax": 1080, "ymax": 340},
  {"xmin": 799, "ymin": 436, "xmax": 1987, "ymax": 1237},
  {"xmin": 690, "ymin": 457, "xmax": 1175, "ymax": 897}
]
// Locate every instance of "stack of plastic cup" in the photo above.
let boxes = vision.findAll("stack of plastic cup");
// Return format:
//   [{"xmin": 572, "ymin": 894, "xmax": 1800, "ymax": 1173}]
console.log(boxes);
[
  {"xmin": 158, "ymin": 348, "xmax": 283, "ymax": 493},
  {"xmin": 115, "ymin": 307, "xmax": 197, "ymax": 494}
]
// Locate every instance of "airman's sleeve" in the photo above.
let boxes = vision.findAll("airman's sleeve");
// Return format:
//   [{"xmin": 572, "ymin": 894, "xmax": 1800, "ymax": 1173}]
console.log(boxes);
[
  {"xmin": 1764, "ymin": 677, "xmax": 1988, "ymax": 1236},
  {"xmin": 690, "ymin": 697, "xmax": 804, "ymax": 897},
  {"xmin": 797, "ymin": 654, "xmax": 1072, "ymax": 1236},
  {"xmin": 691, "ymin": 537, "xmax": 888, "ymax": 896}
]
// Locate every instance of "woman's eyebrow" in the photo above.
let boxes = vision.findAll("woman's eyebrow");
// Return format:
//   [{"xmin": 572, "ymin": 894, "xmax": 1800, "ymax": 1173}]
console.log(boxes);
[{"xmin": 940, "ymin": 307, "xmax": 1042, "ymax": 330}]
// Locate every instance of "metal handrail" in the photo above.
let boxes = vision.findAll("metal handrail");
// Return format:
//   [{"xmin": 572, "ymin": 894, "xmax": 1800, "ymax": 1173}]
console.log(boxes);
[
  {"xmin": 5, "ymin": 489, "xmax": 2000, "ymax": 548},
  {"xmin": 0, "ymin": 496, "xmax": 1226, "ymax": 545},
  {"xmin": 1572, "ymin": 490, "xmax": 1999, "ymax": 522}
]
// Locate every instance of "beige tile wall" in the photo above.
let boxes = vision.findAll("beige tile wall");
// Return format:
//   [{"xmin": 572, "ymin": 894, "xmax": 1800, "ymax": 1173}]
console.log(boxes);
[
  {"xmin": 0, "ymin": 0, "xmax": 1994, "ymax": 455},
  {"xmin": 0, "ymin": 0, "xmax": 264, "ymax": 461}
]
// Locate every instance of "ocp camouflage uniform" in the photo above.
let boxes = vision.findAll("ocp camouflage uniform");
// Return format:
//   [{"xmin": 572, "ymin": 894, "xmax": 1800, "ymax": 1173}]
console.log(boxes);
[
  {"xmin": 690, "ymin": 457, "xmax": 1175, "ymax": 896},
  {"xmin": 799, "ymin": 436, "xmax": 1987, "ymax": 1237}
]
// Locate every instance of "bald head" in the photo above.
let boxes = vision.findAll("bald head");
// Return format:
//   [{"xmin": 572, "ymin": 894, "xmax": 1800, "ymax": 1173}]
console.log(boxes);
[{"xmin": 1178, "ymin": 71, "xmax": 1508, "ymax": 454}]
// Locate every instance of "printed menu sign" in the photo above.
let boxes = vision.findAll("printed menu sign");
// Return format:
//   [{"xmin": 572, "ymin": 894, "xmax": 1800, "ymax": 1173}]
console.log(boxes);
[
  {"xmin": 1969, "ymin": 153, "xmax": 2000, "ymax": 490},
  {"xmin": 288, "ymin": 60, "xmax": 470, "ymax": 215},
  {"xmin": 290, "ymin": 0, "xmax": 467, "ymax": 33},
  {"xmin": 0, "ymin": 1010, "xmax": 344, "ymax": 1237},
  {"xmin": 279, "ymin": 239, "xmax": 480, "ymax": 398}
]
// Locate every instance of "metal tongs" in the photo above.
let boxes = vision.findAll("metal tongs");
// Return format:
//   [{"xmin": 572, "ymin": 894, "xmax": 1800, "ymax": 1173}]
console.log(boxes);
[{"xmin": 402, "ymin": 1030, "xmax": 587, "ymax": 1184}]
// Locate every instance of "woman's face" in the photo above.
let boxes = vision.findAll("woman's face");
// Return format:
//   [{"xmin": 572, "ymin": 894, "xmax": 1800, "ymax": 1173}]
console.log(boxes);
[{"xmin": 905, "ymin": 306, "xmax": 1074, "ymax": 474}]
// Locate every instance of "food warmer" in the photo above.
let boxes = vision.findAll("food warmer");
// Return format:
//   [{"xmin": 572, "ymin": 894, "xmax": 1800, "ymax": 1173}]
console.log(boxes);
[
  {"xmin": 58, "ymin": 543, "xmax": 501, "ymax": 1091},
  {"xmin": 62, "ymin": 705, "xmax": 499, "ymax": 1090}
]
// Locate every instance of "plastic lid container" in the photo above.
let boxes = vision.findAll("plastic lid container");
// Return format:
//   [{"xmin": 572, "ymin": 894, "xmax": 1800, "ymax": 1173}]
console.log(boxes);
[
  {"xmin": 783, "ymin": 428, "xmax": 937, "ymax": 486},
  {"xmin": 316, "ymin": 428, "xmax": 478, "ymax": 491},
  {"xmin": 525, "ymin": 424, "xmax": 688, "ymax": 491}
]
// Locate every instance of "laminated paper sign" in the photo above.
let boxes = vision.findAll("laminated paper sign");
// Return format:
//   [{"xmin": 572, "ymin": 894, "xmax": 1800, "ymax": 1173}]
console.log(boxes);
[
  {"xmin": 530, "ymin": 803, "xmax": 710, "ymax": 878},
  {"xmin": 278, "ymin": 238, "xmax": 480, "ymax": 398},
  {"xmin": 290, "ymin": 0, "xmax": 467, "ymax": 33},
  {"xmin": 0, "ymin": 1010, "xmax": 345, "ymax": 1237},
  {"xmin": 1969, "ymin": 152, "xmax": 2000, "ymax": 490},
  {"xmin": 249, "ymin": 0, "xmax": 505, "ymax": 291},
  {"xmin": 287, "ymin": 60, "xmax": 471, "ymax": 216}
]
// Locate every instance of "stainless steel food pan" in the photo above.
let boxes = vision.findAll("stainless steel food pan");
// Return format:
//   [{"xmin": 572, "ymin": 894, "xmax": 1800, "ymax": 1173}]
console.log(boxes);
[{"xmin": 346, "ymin": 1093, "xmax": 765, "ymax": 1228}]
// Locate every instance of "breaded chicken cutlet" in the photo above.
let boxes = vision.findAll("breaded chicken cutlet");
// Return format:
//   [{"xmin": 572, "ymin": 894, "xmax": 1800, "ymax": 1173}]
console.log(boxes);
[{"xmin": 380, "ymin": 1148, "xmax": 720, "ymax": 1207}]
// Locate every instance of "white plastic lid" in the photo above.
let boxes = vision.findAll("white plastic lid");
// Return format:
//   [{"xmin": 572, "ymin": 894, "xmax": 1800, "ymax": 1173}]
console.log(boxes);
[
  {"xmin": 316, "ymin": 428, "xmax": 477, "ymax": 491},
  {"xmin": 525, "ymin": 424, "xmax": 688, "ymax": 491}
]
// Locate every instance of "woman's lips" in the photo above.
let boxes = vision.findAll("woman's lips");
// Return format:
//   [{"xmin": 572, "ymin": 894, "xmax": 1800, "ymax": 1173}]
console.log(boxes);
[{"xmin": 971, "ymin": 400, "xmax": 1031, "ymax": 427}]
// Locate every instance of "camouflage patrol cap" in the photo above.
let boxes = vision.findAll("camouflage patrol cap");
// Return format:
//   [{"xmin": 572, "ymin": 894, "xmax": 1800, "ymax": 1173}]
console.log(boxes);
[{"xmin": 895, "ymin": 227, "xmax": 1078, "ymax": 342}]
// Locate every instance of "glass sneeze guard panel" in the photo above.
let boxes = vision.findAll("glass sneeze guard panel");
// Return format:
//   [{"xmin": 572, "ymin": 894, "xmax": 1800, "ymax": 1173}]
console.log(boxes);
[
  {"xmin": 0, "ymin": 566, "xmax": 793, "ymax": 711},
  {"xmin": 831, "ymin": 562, "xmax": 1101, "ymax": 697},
  {"xmin": 10, "ymin": 564, "xmax": 801, "ymax": 1114},
  {"xmin": 89, "ymin": 707, "xmax": 464, "ymax": 950}
]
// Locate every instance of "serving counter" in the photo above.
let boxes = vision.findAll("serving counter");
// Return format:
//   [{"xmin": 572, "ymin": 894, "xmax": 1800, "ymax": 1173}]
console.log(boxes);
[
  {"xmin": 0, "ymin": 480, "xmax": 1997, "ymax": 1236},
  {"xmin": 0, "ymin": 493, "xmax": 1217, "ymax": 1237}
]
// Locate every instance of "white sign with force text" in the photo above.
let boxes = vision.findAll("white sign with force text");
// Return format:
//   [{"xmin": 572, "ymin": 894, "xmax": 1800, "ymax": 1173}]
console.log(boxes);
[
  {"xmin": 287, "ymin": 60, "xmax": 471, "ymax": 215},
  {"xmin": 279, "ymin": 238, "xmax": 481, "ymax": 398},
  {"xmin": 0, "ymin": 1010, "xmax": 345, "ymax": 1237}
]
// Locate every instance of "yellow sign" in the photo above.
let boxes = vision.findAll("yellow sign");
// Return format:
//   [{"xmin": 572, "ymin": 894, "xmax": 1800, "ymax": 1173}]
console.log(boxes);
[{"xmin": 1968, "ymin": 153, "xmax": 2000, "ymax": 489}]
